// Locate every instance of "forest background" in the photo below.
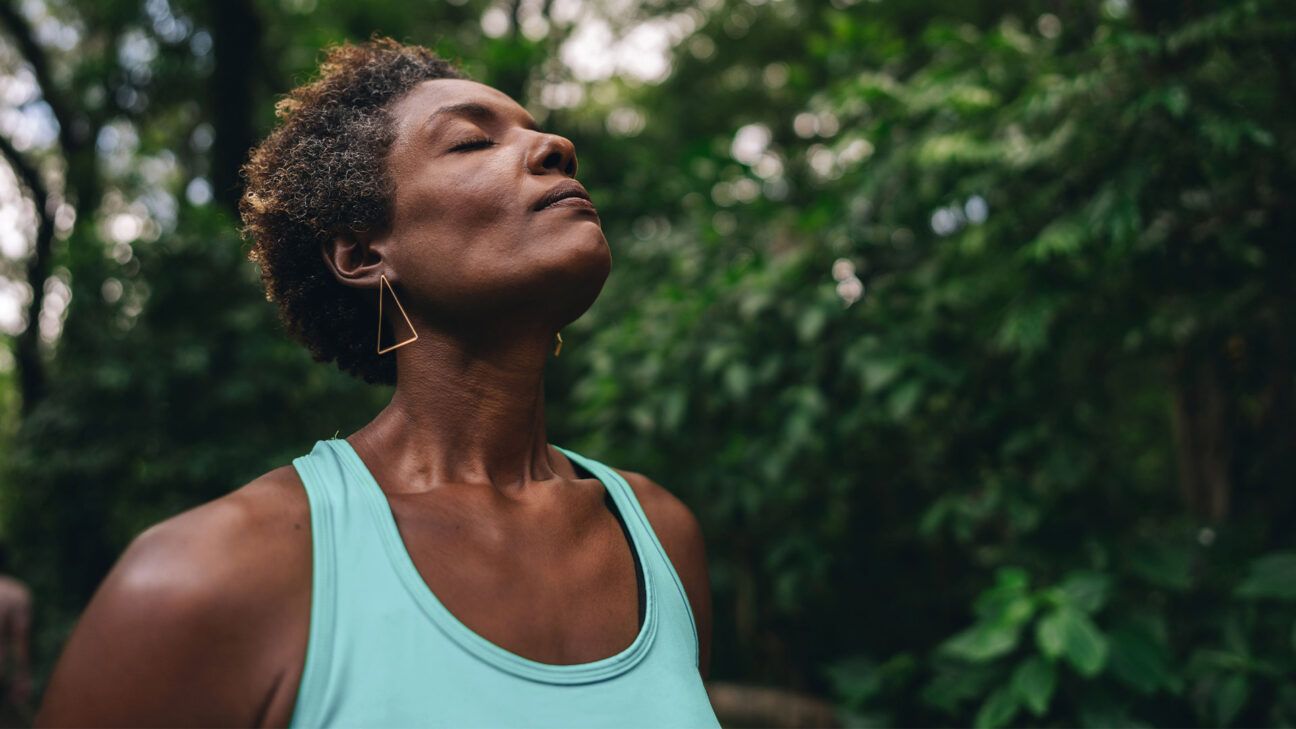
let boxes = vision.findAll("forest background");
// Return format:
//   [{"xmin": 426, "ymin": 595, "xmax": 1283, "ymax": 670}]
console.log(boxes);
[{"xmin": 0, "ymin": 0, "xmax": 1292, "ymax": 726}]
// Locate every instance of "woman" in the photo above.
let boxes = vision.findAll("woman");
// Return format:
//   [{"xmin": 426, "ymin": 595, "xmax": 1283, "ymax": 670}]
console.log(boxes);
[{"xmin": 35, "ymin": 37, "xmax": 718, "ymax": 728}]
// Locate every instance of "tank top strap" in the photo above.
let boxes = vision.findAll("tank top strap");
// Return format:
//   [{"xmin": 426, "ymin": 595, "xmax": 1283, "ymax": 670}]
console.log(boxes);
[
  {"xmin": 288, "ymin": 439, "xmax": 349, "ymax": 721},
  {"xmin": 551, "ymin": 445, "xmax": 701, "ymax": 670}
]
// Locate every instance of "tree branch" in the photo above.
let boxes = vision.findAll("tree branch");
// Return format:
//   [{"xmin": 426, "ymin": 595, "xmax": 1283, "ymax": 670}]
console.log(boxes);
[
  {"xmin": 0, "ymin": 131, "xmax": 48, "ymax": 205},
  {"xmin": 0, "ymin": 0, "xmax": 106, "ymax": 379},
  {"xmin": 0, "ymin": 132, "xmax": 55, "ymax": 416},
  {"xmin": 0, "ymin": 0, "xmax": 91, "ymax": 156}
]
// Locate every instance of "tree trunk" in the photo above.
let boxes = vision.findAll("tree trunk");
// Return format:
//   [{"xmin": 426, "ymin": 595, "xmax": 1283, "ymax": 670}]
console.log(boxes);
[
  {"xmin": 209, "ymin": 0, "xmax": 262, "ymax": 213},
  {"xmin": 1168, "ymin": 346, "xmax": 1233, "ymax": 522}
]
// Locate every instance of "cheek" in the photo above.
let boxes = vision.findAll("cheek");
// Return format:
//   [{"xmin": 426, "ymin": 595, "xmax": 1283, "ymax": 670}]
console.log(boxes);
[
  {"xmin": 387, "ymin": 168, "xmax": 532, "ymax": 301},
  {"xmin": 393, "ymin": 165, "xmax": 518, "ymax": 244}
]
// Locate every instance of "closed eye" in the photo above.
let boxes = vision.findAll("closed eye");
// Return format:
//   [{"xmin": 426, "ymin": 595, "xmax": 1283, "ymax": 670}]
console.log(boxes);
[{"xmin": 451, "ymin": 137, "xmax": 495, "ymax": 152}]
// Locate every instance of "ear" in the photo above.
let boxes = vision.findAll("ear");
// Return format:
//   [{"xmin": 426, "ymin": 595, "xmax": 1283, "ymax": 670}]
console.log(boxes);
[{"xmin": 321, "ymin": 225, "xmax": 386, "ymax": 289}]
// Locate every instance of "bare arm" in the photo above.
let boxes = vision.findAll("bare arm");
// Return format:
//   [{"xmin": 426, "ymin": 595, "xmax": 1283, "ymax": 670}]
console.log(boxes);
[{"xmin": 35, "ymin": 474, "xmax": 310, "ymax": 727}]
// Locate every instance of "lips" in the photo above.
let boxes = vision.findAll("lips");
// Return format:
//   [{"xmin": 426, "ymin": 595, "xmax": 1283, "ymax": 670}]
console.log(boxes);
[
  {"xmin": 543, "ymin": 197, "xmax": 597, "ymax": 211},
  {"xmin": 533, "ymin": 180, "xmax": 595, "ymax": 212}
]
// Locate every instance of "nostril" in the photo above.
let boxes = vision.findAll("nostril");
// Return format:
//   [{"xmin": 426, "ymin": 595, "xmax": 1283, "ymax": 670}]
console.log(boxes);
[{"xmin": 541, "ymin": 149, "xmax": 576, "ymax": 177}]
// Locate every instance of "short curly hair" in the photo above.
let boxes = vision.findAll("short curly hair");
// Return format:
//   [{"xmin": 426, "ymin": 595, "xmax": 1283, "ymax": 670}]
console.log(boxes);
[{"xmin": 239, "ymin": 36, "xmax": 468, "ymax": 386}]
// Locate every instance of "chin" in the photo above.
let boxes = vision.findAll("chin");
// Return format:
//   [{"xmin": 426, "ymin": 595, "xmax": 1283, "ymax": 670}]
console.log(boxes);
[
  {"xmin": 558, "ymin": 249, "xmax": 611, "ymax": 316},
  {"xmin": 556, "ymin": 226, "xmax": 611, "ymax": 267}
]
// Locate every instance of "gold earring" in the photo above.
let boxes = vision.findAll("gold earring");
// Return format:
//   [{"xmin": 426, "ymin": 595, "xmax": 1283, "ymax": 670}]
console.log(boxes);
[
  {"xmin": 377, "ymin": 273, "xmax": 419, "ymax": 354},
  {"xmin": 553, "ymin": 331, "xmax": 563, "ymax": 357}
]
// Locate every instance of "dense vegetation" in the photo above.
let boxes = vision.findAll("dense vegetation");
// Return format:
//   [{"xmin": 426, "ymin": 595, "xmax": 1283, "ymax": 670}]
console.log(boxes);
[{"xmin": 0, "ymin": 0, "xmax": 1292, "ymax": 726}]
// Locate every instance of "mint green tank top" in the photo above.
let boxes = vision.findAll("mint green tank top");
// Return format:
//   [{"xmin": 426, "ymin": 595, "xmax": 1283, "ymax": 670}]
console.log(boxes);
[{"xmin": 288, "ymin": 438, "xmax": 721, "ymax": 728}]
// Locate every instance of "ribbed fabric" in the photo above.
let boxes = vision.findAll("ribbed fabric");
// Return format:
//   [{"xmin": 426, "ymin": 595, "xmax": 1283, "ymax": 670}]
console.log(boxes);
[{"xmin": 287, "ymin": 438, "xmax": 720, "ymax": 728}]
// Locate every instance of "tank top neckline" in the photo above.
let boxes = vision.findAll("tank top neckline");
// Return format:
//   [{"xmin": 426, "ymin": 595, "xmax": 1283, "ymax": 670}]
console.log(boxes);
[{"xmin": 322, "ymin": 437, "xmax": 659, "ymax": 685}]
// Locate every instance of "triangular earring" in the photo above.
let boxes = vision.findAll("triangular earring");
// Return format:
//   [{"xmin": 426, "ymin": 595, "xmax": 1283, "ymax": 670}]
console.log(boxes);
[
  {"xmin": 553, "ymin": 331, "xmax": 563, "ymax": 357},
  {"xmin": 377, "ymin": 273, "xmax": 419, "ymax": 354}
]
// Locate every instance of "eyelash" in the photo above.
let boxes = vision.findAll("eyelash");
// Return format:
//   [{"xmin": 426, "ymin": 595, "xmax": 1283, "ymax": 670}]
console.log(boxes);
[{"xmin": 452, "ymin": 137, "xmax": 496, "ymax": 151}]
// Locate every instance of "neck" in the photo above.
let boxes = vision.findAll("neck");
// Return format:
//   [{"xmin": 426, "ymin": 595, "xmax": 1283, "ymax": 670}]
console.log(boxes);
[{"xmin": 347, "ymin": 326, "xmax": 563, "ymax": 497}]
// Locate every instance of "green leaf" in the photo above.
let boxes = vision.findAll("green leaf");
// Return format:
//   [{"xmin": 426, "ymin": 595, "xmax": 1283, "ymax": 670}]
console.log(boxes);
[
  {"xmin": 1024, "ymin": 219, "xmax": 1084, "ymax": 261},
  {"xmin": 1125, "ymin": 540, "xmax": 1193, "ymax": 591},
  {"xmin": 796, "ymin": 305, "xmax": 828, "ymax": 343},
  {"xmin": 1235, "ymin": 552, "xmax": 1296, "ymax": 600},
  {"xmin": 1188, "ymin": 648, "xmax": 1254, "ymax": 674},
  {"xmin": 974, "ymin": 686, "xmax": 1020, "ymax": 729},
  {"xmin": 1214, "ymin": 674, "xmax": 1249, "ymax": 727},
  {"xmin": 1010, "ymin": 655, "xmax": 1056, "ymax": 717},
  {"xmin": 973, "ymin": 567, "xmax": 1034, "ymax": 625},
  {"xmin": 860, "ymin": 358, "xmax": 902, "ymax": 393},
  {"xmin": 721, "ymin": 362, "xmax": 752, "ymax": 399},
  {"xmin": 992, "ymin": 300, "xmax": 1055, "ymax": 355},
  {"xmin": 1164, "ymin": 84, "xmax": 1189, "ymax": 117},
  {"xmin": 941, "ymin": 622, "xmax": 1021, "ymax": 663},
  {"xmin": 921, "ymin": 662, "xmax": 1000, "ymax": 714},
  {"xmin": 1036, "ymin": 606, "xmax": 1109, "ymax": 676},
  {"xmin": 1059, "ymin": 571, "xmax": 1112, "ymax": 614},
  {"xmin": 886, "ymin": 380, "xmax": 923, "ymax": 420},
  {"xmin": 1036, "ymin": 610, "xmax": 1066, "ymax": 659},
  {"xmin": 1221, "ymin": 612, "xmax": 1250, "ymax": 658},
  {"xmin": 1108, "ymin": 619, "xmax": 1182, "ymax": 695},
  {"xmin": 659, "ymin": 388, "xmax": 687, "ymax": 431},
  {"xmin": 822, "ymin": 655, "xmax": 882, "ymax": 709}
]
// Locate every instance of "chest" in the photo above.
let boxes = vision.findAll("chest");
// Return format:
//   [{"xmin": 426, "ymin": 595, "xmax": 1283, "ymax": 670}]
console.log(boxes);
[
  {"xmin": 389, "ymin": 487, "xmax": 647, "ymax": 655},
  {"xmin": 256, "ymin": 487, "xmax": 645, "ymax": 728}
]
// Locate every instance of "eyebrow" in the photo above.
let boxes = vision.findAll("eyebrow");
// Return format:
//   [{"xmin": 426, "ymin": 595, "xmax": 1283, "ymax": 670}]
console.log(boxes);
[{"xmin": 425, "ymin": 101, "xmax": 543, "ymax": 135}]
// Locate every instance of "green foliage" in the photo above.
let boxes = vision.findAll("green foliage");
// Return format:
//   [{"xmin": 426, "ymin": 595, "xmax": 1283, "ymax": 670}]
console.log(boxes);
[
  {"xmin": 571, "ymin": 0, "xmax": 1295, "ymax": 725},
  {"xmin": 1235, "ymin": 552, "xmax": 1296, "ymax": 601}
]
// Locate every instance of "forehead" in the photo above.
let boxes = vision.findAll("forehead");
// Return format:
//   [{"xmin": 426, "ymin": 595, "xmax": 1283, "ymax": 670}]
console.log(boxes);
[{"xmin": 389, "ymin": 78, "xmax": 533, "ymax": 134}]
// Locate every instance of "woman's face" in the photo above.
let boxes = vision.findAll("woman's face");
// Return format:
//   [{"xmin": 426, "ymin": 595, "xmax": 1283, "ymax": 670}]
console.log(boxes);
[{"xmin": 365, "ymin": 78, "xmax": 611, "ymax": 339}]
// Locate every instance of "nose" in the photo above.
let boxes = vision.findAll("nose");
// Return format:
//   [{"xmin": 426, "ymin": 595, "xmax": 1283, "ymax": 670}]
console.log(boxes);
[{"xmin": 527, "ymin": 132, "xmax": 578, "ymax": 177}]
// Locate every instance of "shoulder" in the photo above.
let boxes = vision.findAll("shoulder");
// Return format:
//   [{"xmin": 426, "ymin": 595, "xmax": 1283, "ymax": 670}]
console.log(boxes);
[
  {"xmin": 611, "ymin": 467, "xmax": 707, "ymax": 559},
  {"xmin": 611, "ymin": 467, "xmax": 713, "ymax": 678},
  {"xmin": 117, "ymin": 464, "xmax": 311, "ymax": 608},
  {"xmin": 36, "ymin": 465, "xmax": 311, "ymax": 726}
]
